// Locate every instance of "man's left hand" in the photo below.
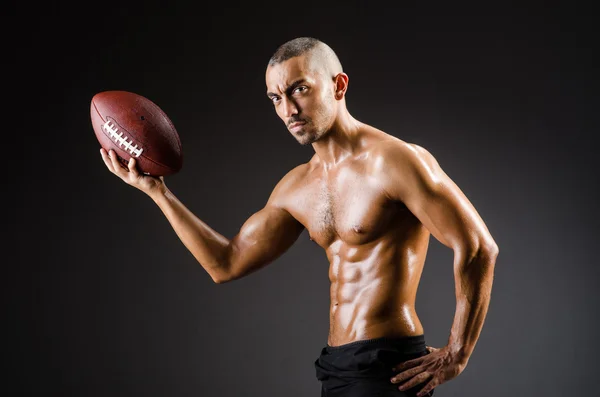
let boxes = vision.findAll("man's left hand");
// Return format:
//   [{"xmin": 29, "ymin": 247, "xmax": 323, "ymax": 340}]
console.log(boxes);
[{"xmin": 390, "ymin": 345, "xmax": 467, "ymax": 397}]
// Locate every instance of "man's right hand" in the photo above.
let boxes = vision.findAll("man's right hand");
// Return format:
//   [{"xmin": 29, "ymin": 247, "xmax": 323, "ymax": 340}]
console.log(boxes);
[{"xmin": 100, "ymin": 148, "xmax": 166, "ymax": 198}]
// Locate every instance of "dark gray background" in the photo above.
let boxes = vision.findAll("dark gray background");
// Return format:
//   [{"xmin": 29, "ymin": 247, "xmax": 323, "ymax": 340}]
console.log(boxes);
[{"xmin": 5, "ymin": 4, "xmax": 597, "ymax": 397}]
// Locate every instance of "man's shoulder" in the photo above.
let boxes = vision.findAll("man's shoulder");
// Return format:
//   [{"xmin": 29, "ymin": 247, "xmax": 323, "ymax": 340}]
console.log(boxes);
[
  {"xmin": 266, "ymin": 162, "xmax": 310, "ymax": 206},
  {"xmin": 370, "ymin": 133, "xmax": 433, "ymax": 171},
  {"xmin": 367, "ymin": 133, "xmax": 442, "ymax": 198}
]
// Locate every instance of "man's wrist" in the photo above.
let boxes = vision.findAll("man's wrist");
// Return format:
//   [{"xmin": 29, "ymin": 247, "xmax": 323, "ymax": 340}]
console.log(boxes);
[
  {"xmin": 149, "ymin": 184, "xmax": 170, "ymax": 203},
  {"xmin": 447, "ymin": 341, "xmax": 471, "ymax": 364}
]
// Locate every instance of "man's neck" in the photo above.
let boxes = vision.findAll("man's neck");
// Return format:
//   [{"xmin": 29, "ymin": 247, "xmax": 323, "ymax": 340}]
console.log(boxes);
[{"xmin": 311, "ymin": 113, "xmax": 363, "ymax": 169}]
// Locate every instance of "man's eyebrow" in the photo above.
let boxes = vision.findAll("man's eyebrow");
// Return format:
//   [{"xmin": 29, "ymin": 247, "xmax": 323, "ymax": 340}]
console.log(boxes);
[{"xmin": 267, "ymin": 78, "xmax": 307, "ymax": 97}]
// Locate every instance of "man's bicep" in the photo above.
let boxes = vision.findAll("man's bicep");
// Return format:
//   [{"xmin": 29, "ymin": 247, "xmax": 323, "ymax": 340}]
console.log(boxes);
[
  {"xmin": 387, "ymin": 145, "xmax": 496, "ymax": 254},
  {"xmin": 224, "ymin": 205, "xmax": 304, "ymax": 281}
]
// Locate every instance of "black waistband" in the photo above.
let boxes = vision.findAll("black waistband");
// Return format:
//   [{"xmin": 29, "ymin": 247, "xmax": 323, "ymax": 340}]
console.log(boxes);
[
  {"xmin": 325, "ymin": 334, "xmax": 425, "ymax": 352},
  {"xmin": 315, "ymin": 334, "xmax": 430, "ymax": 383}
]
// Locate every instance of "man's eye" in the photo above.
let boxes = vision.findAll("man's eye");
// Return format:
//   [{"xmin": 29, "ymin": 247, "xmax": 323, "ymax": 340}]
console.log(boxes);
[
  {"xmin": 294, "ymin": 86, "xmax": 307, "ymax": 93},
  {"xmin": 271, "ymin": 96, "xmax": 280, "ymax": 103}
]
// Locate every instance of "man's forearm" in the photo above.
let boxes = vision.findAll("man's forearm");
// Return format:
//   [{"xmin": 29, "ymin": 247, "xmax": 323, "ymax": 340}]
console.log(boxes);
[
  {"xmin": 150, "ymin": 186, "xmax": 231, "ymax": 283},
  {"xmin": 447, "ymin": 246, "xmax": 498, "ymax": 364}
]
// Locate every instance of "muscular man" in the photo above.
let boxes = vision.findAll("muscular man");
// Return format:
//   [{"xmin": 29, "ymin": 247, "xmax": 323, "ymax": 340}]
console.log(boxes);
[{"xmin": 100, "ymin": 37, "xmax": 498, "ymax": 397}]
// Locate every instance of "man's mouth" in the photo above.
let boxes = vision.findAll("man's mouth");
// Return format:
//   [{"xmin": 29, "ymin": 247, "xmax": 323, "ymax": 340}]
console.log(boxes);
[{"xmin": 289, "ymin": 121, "xmax": 306, "ymax": 130}]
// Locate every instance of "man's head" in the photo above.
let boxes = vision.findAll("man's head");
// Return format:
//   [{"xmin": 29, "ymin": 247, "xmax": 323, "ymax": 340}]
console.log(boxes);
[{"xmin": 265, "ymin": 37, "xmax": 348, "ymax": 145}]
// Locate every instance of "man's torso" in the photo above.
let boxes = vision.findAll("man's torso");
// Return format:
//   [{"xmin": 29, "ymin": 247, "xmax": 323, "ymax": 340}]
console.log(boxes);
[{"xmin": 277, "ymin": 127, "xmax": 431, "ymax": 346}]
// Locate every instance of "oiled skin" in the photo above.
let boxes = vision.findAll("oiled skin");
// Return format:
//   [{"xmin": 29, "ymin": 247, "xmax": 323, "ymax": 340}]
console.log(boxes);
[
  {"xmin": 100, "ymin": 47, "xmax": 498, "ymax": 365},
  {"xmin": 139, "ymin": 125, "xmax": 495, "ymax": 350},
  {"xmin": 273, "ymin": 131, "xmax": 430, "ymax": 346}
]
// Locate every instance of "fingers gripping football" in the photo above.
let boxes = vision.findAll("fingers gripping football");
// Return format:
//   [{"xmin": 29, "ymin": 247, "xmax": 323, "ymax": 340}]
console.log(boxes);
[{"xmin": 100, "ymin": 148, "xmax": 164, "ymax": 194}]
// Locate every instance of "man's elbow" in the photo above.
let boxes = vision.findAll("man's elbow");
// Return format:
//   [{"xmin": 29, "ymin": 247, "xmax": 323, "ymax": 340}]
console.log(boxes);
[
  {"xmin": 475, "ymin": 238, "xmax": 499, "ymax": 266},
  {"xmin": 459, "ymin": 237, "xmax": 499, "ymax": 264},
  {"xmin": 212, "ymin": 275, "xmax": 230, "ymax": 284},
  {"xmin": 209, "ymin": 262, "xmax": 235, "ymax": 284},
  {"xmin": 212, "ymin": 266, "xmax": 245, "ymax": 284},
  {"xmin": 456, "ymin": 239, "xmax": 498, "ymax": 280},
  {"xmin": 212, "ymin": 269, "xmax": 237, "ymax": 284},
  {"xmin": 482, "ymin": 239, "xmax": 499, "ymax": 260}
]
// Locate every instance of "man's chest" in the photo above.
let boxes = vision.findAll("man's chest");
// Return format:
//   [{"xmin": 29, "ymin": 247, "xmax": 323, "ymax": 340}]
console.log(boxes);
[{"xmin": 286, "ymin": 167, "xmax": 402, "ymax": 246}]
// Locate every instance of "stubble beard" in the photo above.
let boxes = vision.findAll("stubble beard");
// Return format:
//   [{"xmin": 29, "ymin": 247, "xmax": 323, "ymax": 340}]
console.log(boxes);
[
  {"xmin": 297, "ymin": 125, "xmax": 326, "ymax": 146},
  {"xmin": 293, "ymin": 100, "xmax": 335, "ymax": 146}
]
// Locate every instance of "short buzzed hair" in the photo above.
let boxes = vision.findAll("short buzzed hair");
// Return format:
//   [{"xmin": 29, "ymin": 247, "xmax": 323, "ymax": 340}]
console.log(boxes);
[
  {"xmin": 268, "ymin": 37, "xmax": 343, "ymax": 75},
  {"xmin": 269, "ymin": 37, "xmax": 321, "ymax": 65}
]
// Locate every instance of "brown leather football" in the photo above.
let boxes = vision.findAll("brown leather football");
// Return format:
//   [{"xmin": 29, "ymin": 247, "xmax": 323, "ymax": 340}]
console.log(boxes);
[{"xmin": 91, "ymin": 90, "xmax": 183, "ymax": 177}]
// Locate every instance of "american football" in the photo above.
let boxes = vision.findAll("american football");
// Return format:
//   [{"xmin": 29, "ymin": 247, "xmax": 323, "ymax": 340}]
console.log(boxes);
[{"xmin": 91, "ymin": 90, "xmax": 183, "ymax": 177}]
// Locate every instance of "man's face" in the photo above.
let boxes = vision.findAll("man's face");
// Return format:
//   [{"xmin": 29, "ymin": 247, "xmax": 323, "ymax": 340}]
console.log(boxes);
[{"xmin": 265, "ymin": 56, "xmax": 336, "ymax": 145}]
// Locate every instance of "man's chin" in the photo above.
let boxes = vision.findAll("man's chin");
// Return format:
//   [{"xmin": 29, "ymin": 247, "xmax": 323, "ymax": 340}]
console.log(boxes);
[
  {"xmin": 297, "ymin": 135, "xmax": 317, "ymax": 146},
  {"xmin": 295, "ymin": 131, "xmax": 321, "ymax": 146}
]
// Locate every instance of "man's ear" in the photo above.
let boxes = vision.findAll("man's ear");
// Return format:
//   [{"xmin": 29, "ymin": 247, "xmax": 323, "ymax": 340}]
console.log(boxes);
[{"xmin": 333, "ymin": 73, "xmax": 349, "ymax": 99}]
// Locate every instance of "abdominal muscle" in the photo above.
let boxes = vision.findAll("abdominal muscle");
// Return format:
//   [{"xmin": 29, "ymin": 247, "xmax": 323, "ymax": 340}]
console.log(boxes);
[{"xmin": 325, "ymin": 233, "xmax": 429, "ymax": 347}]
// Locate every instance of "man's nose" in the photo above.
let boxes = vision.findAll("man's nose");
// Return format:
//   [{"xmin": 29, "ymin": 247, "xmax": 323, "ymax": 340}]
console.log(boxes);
[{"xmin": 281, "ymin": 97, "xmax": 299, "ymax": 118}]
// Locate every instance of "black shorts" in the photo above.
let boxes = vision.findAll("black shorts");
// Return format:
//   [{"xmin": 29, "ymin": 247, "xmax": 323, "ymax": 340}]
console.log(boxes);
[{"xmin": 314, "ymin": 334, "xmax": 434, "ymax": 397}]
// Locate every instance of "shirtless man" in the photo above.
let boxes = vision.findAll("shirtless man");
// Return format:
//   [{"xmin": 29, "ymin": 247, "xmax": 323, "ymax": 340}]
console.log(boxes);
[{"xmin": 99, "ymin": 37, "xmax": 499, "ymax": 397}]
